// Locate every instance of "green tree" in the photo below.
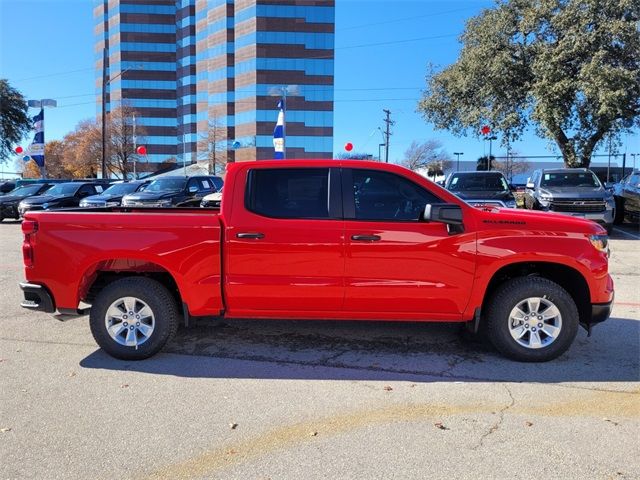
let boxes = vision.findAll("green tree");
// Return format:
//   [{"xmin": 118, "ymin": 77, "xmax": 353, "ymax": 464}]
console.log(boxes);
[
  {"xmin": 0, "ymin": 79, "xmax": 31, "ymax": 164},
  {"xmin": 418, "ymin": 0, "xmax": 640, "ymax": 168}
]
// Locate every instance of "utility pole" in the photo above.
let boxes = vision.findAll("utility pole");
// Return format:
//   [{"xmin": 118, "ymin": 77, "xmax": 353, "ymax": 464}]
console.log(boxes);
[
  {"xmin": 101, "ymin": 47, "xmax": 108, "ymax": 179},
  {"xmin": 382, "ymin": 109, "xmax": 394, "ymax": 163}
]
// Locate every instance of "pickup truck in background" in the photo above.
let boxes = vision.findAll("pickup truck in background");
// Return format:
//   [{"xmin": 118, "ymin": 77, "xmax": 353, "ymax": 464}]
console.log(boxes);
[
  {"xmin": 445, "ymin": 171, "xmax": 517, "ymax": 208},
  {"xmin": 19, "ymin": 160, "xmax": 613, "ymax": 362},
  {"xmin": 523, "ymin": 168, "xmax": 615, "ymax": 233}
]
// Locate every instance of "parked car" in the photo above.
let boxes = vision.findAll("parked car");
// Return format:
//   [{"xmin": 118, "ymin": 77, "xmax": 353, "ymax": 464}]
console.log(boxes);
[
  {"xmin": 18, "ymin": 182, "xmax": 106, "ymax": 217},
  {"xmin": 612, "ymin": 171, "xmax": 640, "ymax": 224},
  {"xmin": 444, "ymin": 171, "xmax": 517, "ymax": 208},
  {"xmin": 201, "ymin": 187, "xmax": 223, "ymax": 208},
  {"xmin": 122, "ymin": 176, "xmax": 222, "ymax": 207},
  {"xmin": 0, "ymin": 183, "xmax": 54, "ymax": 221},
  {"xmin": 20, "ymin": 160, "xmax": 613, "ymax": 363},
  {"xmin": 0, "ymin": 181, "xmax": 16, "ymax": 195},
  {"xmin": 523, "ymin": 168, "xmax": 615, "ymax": 233},
  {"xmin": 79, "ymin": 180, "xmax": 150, "ymax": 208}
]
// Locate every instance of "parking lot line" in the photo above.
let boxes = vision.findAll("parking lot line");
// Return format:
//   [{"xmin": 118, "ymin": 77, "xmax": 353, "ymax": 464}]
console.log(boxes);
[{"xmin": 613, "ymin": 227, "xmax": 640, "ymax": 240}]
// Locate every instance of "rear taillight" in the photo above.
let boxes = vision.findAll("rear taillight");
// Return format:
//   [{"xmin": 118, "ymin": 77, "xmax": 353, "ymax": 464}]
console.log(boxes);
[
  {"xmin": 22, "ymin": 220, "xmax": 38, "ymax": 235},
  {"xmin": 22, "ymin": 220, "xmax": 38, "ymax": 268}
]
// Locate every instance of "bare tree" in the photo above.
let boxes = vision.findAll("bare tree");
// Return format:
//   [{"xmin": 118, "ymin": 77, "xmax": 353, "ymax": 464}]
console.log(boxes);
[
  {"xmin": 106, "ymin": 105, "xmax": 146, "ymax": 178},
  {"xmin": 401, "ymin": 140, "xmax": 452, "ymax": 179},
  {"xmin": 492, "ymin": 150, "xmax": 531, "ymax": 182},
  {"xmin": 197, "ymin": 117, "xmax": 227, "ymax": 176}
]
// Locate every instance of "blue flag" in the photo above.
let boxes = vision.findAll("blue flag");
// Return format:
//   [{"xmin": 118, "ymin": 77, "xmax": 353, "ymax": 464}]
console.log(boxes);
[
  {"xmin": 28, "ymin": 109, "xmax": 45, "ymax": 168},
  {"xmin": 273, "ymin": 99, "xmax": 285, "ymax": 159}
]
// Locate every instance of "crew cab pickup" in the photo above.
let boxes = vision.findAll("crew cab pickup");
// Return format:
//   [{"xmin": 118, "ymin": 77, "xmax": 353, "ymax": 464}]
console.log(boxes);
[{"xmin": 19, "ymin": 160, "xmax": 614, "ymax": 362}]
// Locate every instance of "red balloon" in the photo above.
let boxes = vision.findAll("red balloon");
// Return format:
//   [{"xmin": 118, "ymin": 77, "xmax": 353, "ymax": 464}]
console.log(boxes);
[
  {"xmin": 136, "ymin": 145, "xmax": 147, "ymax": 155},
  {"xmin": 481, "ymin": 125, "xmax": 491, "ymax": 135},
  {"xmin": 15, "ymin": 146, "xmax": 24, "ymax": 154},
  {"xmin": 344, "ymin": 142, "xmax": 353, "ymax": 152}
]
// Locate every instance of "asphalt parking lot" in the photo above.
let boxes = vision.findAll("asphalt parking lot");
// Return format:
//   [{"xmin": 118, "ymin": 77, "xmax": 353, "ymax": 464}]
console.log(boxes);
[{"xmin": 1, "ymin": 220, "xmax": 639, "ymax": 480}]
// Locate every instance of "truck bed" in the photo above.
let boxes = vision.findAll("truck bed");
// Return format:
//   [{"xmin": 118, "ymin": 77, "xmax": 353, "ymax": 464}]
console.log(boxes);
[{"xmin": 22, "ymin": 209, "xmax": 224, "ymax": 317}]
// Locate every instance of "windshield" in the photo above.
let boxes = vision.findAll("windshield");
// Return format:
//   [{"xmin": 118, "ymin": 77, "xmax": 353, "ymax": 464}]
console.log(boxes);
[
  {"xmin": 448, "ymin": 173, "xmax": 509, "ymax": 192},
  {"xmin": 7, "ymin": 184, "xmax": 45, "ymax": 196},
  {"xmin": 540, "ymin": 172, "xmax": 601, "ymax": 188},
  {"xmin": 145, "ymin": 178, "xmax": 186, "ymax": 193},
  {"xmin": 102, "ymin": 183, "xmax": 142, "ymax": 195},
  {"xmin": 43, "ymin": 183, "xmax": 81, "ymax": 196}
]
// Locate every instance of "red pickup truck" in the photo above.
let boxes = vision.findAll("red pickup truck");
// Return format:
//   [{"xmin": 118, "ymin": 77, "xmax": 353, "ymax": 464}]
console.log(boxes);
[{"xmin": 19, "ymin": 160, "xmax": 613, "ymax": 362}]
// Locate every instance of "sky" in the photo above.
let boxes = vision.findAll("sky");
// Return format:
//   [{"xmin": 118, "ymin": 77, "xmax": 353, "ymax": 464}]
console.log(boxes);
[{"xmin": 1, "ymin": 0, "xmax": 638, "ymax": 171}]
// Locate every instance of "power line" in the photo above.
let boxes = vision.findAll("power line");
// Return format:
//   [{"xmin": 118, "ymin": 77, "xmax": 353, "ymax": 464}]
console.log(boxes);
[{"xmin": 340, "ymin": 6, "xmax": 478, "ymax": 31}]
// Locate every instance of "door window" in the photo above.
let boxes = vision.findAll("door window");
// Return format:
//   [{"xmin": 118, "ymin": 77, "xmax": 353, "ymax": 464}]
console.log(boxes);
[
  {"xmin": 350, "ymin": 169, "xmax": 441, "ymax": 221},
  {"xmin": 246, "ymin": 168, "xmax": 330, "ymax": 219}
]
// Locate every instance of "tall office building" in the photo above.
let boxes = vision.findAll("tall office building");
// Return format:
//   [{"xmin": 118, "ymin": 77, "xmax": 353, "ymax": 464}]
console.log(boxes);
[{"xmin": 94, "ymin": 0, "xmax": 334, "ymax": 171}]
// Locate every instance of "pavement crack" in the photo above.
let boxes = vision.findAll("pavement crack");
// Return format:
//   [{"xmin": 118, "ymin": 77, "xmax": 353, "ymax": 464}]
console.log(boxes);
[{"xmin": 472, "ymin": 384, "xmax": 516, "ymax": 450}]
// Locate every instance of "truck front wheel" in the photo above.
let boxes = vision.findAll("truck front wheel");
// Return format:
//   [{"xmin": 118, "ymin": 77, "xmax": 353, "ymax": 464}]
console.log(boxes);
[
  {"xmin": 485, "ymin": 277, "xmax": 579, "ymax": 362},
  {"xmin": 89, "ymin": 277, "xmax": 179, "ymax": 360}
]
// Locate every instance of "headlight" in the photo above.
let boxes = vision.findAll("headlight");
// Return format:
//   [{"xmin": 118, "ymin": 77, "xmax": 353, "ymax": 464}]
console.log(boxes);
[
  {"xmin": 105, "ymin": 201, "xmax": 120, "ymax": 207},
  {"xmin": 540, "ymin": 195, "xmax": 552, "ymax": 201},
  {"xmin": 79, "ymin": 200, "xmax": 88, "ymax": 207},
  {"xmin": 589, "ymin": 234, "xmax": 609, "ymax": 254},
  {"xmin": 158, "ymin": 199, "xmax": 172, "ymax": 207},
  {"xmin": 41, "ymin": 203, "xmax": 49, "ymax": 209}
]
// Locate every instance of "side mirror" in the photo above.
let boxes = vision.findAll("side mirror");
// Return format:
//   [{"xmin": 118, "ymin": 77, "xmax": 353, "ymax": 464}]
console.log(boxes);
[
  {"xmin": 188, "ymin": 186, "xmax": 198, "ymax": 194},
  {"xmin": 423, "ymin": 203, "xmax": 463, "ymax": 225},
  {"xmin": 526, "ymin": 182, "xmax": 534, "ymax": 189}
]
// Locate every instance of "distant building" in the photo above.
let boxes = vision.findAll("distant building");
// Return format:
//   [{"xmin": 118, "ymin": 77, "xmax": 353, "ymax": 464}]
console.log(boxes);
[{"xmin": 94, "ymin": 0, "xmax": 335, "ymax": 171}]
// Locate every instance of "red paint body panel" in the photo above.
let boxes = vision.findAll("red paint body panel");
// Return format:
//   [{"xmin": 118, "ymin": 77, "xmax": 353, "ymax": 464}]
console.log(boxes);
[
  {"xmin": 23, "ymin": 210, "xmax": 223, "ymax": 316},
  {"xmin": 22, "ymin": 160, "xmax": 613, "ymax": 324}
]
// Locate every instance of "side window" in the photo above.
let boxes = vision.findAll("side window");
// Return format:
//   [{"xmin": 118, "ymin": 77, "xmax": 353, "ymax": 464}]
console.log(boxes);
[
  {"xmin": 211, "ymin": 177, "xmax": 223, "ymax": 191},
  {"xmin": 199, "ymin": 179, "xmax": 212, "ymax": 191},
  {"xmin": 246, "ymin": 168, "xmax": 330, "ymax": 219},
  {"xmin": 350, "ymin": 169, "xmax": 441, "ymax": 221},
  {"xmin": 187, "ymin": 178, "xmax": 199, "ymax": 191},
  {"xmin": 78, "ymin": 185, "xmax": 95, "ymax": 197}
]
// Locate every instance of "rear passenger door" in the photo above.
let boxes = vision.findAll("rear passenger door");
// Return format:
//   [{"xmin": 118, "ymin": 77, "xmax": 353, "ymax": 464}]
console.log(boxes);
[{"xmin": 224, "ymin": 167, "xmax": 345, "ymax": 315}]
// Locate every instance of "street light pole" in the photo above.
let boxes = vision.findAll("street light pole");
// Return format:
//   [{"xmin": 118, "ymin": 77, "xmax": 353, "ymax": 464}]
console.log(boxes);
[
  {"xmin": 484, "ymin": 135, "xmax": 497, "ymax": 170},
  {"xmin": 453, "ymin": 152, "xmax": 464, "ymax": 171},
  {"xmin": 101, "ymin": 48, "xmax": 141, "ymax": 179}
]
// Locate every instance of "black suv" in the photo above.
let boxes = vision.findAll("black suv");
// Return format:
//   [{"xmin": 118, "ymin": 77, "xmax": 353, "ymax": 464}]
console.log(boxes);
[
  {"xmin": 18, "ymin": 182, "xmax": 107, "ymax": 217},
  {"xmin": 0, "ymin": 183, "xmax": 54, "ymax": 221},
  {"xmin": 444, "ymin": 171, "xmax": 517, "ymax": 208},
  {"xmin": 121, "ymin": 176, "xmax": 223, "ymax": 207}
]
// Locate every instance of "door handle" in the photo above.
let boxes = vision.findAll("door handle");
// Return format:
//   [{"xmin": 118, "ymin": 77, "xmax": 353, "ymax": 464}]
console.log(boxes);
[
  {"xmin": 351, "ymin": 234, "xmax": 381, "ymax": 242},
  {"xmin": 236, "ymin": 232, "xmax": 265, "ymax": 239}
]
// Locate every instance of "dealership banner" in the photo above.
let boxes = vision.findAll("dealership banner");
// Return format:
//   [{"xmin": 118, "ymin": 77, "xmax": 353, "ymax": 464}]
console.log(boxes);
[{"xmin": 28, "ymin": 109, "xmax": 45, "ymax": 168}]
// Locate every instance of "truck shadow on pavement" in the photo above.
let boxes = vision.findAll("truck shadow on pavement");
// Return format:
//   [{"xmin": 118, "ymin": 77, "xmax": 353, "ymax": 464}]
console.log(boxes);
[{"xmin": 80, "ymin": 316, "xmax": 640, "ymax": 383}]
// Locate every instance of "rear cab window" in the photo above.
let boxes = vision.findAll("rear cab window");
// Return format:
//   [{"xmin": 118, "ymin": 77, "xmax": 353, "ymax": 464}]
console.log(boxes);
[{"xmin": 245, "ymin": 168, "xmax": 331, "ymax": 219}]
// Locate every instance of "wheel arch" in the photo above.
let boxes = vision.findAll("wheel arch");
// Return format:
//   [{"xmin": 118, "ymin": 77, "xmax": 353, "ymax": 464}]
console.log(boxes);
[
  {"xmin": 79, "ymin": 258, "xmax": 183, "ymax": 311},
  {"xmin": 480, "ymin": 261, "xmax": 590, "ymax": 325}
]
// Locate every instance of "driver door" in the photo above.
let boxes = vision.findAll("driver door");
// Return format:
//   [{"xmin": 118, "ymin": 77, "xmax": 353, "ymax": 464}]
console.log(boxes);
[{"xmin": 342, "ymin": 168, "xmax": 476, "ymax": 319}]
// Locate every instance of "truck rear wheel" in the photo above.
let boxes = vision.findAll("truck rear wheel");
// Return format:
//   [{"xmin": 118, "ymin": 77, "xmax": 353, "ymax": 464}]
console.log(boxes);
[
  {"xmin": 89, "ymin": 277, "xmax": 179, "ymax": 360},
  {"xmin": 485, "ymin": 277, "xmax": 579, "ymax": 362}
]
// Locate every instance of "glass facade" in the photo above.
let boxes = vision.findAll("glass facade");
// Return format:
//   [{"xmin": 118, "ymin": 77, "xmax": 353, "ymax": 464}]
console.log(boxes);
[{"xmin": 95, "ymin": 0, "xmax": 335, "ymax": 170}]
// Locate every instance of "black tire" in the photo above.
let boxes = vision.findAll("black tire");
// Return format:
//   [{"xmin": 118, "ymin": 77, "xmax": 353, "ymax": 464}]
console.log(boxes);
[
  {"xmin": 613, "ymin": 197, "xmax": 624, "ymax": 225},
  {"xmin": 89, "ymin": 277, "xmax": 179, "ymax": 360},
  {"xmin": 485, "ymin": 277, "xmax": 579, "ymax": 362}
]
